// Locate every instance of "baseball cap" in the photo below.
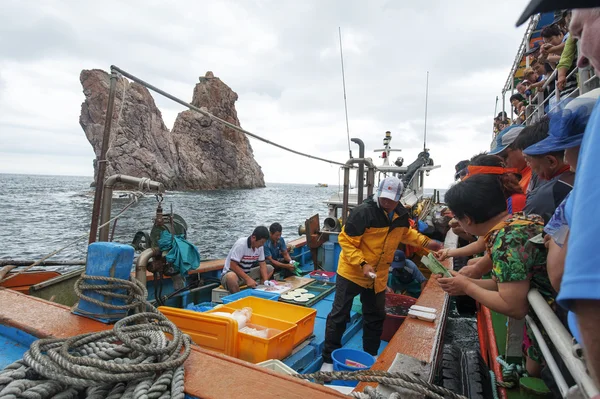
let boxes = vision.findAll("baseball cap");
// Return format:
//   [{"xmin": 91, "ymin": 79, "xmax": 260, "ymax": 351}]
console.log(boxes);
[
  {"xmin": 516, "ymin": 0, "xmax": 598, "ymax": 26},
  {"xmin": 376, "ymin": 176, "xmax": 403, "ymax": 202},
  {"xmin": 390, "ymin": 250, "xmax": 407, "ymax": 270},
  {"xmin": 524, "ymin": 96, "xmax": 598, "ymax": 155},
  {"xmin": 489, "ymin": 125, "xmax": 525, "ymax": 155},
  {"xmin": 525, "ymin": 41, "xmax": 542, "ymax": 56}
]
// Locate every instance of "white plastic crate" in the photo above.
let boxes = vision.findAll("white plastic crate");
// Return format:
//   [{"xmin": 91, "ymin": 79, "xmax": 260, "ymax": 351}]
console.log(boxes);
[{"xmin": 257, "ymin": 359, "xmax": 297, "ymax": 375}]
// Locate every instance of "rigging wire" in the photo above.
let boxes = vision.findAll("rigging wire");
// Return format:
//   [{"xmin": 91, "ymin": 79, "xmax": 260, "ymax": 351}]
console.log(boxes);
[
  {"xmin": 339, "ymin": 28, "xmax": 352, "ymax": 159},
  {"xmin": 111, "ymin": 65, "xmax": 347, "ymax": 167}
]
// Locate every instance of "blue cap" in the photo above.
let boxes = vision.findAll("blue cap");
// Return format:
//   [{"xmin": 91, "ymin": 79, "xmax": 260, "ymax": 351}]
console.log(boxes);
[
  {"xmin": 489, "ymin": 125, "xmax": 525, "ymax": 155},
  {"xmin": 524, "ymin": 96, "xmax": 598, "ymax": 156},
  {"xmin": 390, "ymin": 250, "xmax": 406, "ymax": 270}
]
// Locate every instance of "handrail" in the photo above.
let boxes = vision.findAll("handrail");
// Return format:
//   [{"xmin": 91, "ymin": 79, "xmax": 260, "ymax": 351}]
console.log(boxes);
[
  {"xmin": 527, "ymin": 289, "xmax": 600, "ymax": 398},
  {"xmin": 502, "ymin": 15, "xmax": 541, "ymax": 94}
]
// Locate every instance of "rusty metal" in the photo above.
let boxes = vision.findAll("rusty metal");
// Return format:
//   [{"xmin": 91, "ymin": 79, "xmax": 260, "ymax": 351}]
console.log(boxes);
[{"xmin": 88, "ymin": 71, "xmax": 119, "ymax": 244}]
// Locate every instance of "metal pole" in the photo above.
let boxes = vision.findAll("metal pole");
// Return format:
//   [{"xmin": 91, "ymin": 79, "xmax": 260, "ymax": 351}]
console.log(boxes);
[
  {"xmin": 88, "ymin": 71, "xmax": 118, "ymax": 244},
  {"xmin": 528, "ymin": 290, "xmax": 600, "ymax": 398},
  {"xmin": 493, "ymin": 96, "xmax": 499, "ymax": 137},
  {"xmin": 342, "ymin": 166, "xmax": 351, "ymax": 225},
  {"xmin": 423, "ymin": 71, "xmax": 429, "ymax": 151},
  {"xmin": 351, "ymin": 138, "xmax": 365, "ymax": 204},
  {"xmin": 339, "ymin": 27, "xmax": 352, "ymax": 159}
]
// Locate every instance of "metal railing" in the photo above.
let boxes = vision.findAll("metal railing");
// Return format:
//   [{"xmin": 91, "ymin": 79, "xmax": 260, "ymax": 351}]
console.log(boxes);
[{"xmin": 526, "ymin": 289, "xmax": 600, "ymax": 398}]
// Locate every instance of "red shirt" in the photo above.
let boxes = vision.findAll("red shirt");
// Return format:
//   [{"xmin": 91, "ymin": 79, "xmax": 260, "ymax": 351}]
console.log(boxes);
[{"xmin": 507, "ymin": 193, "xmax": 526, "ymax": 214}]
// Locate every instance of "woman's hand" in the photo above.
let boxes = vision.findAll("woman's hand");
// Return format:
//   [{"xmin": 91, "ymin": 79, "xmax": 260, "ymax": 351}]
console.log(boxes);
[
  {"xmin": 434, "ymin": 248, "xmax": 452, "ymax": 261},
  {"xmin": 436, "ymin": 270, "xmax": 470, "ymax": 296}
]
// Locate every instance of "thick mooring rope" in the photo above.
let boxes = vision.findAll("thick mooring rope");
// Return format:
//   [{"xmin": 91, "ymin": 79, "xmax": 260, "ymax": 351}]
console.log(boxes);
[
  {"xmin": 0, "ymin": 277, "xmax": 191, "ymax": 399},
  {"xmin": 296, "ymin": 370, "xmax": 468, "ymax": 399}
]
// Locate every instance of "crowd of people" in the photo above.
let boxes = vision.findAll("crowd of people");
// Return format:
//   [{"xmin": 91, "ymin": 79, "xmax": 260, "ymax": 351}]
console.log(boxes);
[
  {"xmin": 494, "ymin": 8, "xmax": 582, "ymax": 132},
  {"xmin": 443, "ymin": 2, "xmax": 600, "ymax": 393}
]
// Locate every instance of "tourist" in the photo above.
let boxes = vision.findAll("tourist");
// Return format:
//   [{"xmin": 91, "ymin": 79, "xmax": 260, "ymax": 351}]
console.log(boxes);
[
  {"xmin": 518, "ymin": 3, "xmax": 600, "ymax": 386},
  {"xmin": 321, "ymin": 176, "xmax": 443, "ymax": 370},
  {"xmin": 264, "ymin": 222, "xmax": 294, "ymax": 277},
  {"xmin": 436, "ymin": 174, "xmax": 557, "ymax": 376},
  {"xmin": 220, "ymin": 226, "xmax": 273, "ymax": 293},
  {"xmin": 436, "ymin": 154, "xmax": 526, "ymax": 277},
  {"xmin": 489, "ymin": 125, "xmax": 532, "ymax": 193},
  {"xmin": 387, "ymin": 249, "xmax": 427, "ymax": 298},
  {"xmin": 520, "ymin": 119, "xmax": 574, "ymax": 224}
]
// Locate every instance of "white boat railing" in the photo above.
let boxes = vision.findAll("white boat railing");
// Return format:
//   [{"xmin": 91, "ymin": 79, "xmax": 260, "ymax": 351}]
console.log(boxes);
[{"xmin": 525, "ymin": 289, "xmax": 600, "ymax": 398}]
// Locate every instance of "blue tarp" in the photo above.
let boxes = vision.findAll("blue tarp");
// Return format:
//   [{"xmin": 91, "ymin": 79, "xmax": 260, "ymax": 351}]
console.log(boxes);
[{"xmin": 158, "ymin": 230, "xmax": 200, "ymax": 274}]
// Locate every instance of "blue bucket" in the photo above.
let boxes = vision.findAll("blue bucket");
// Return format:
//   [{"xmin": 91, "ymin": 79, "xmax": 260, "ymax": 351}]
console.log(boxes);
[{"xmin": 331, "ymin": 348, "xmax": 375, "ymax": 387}]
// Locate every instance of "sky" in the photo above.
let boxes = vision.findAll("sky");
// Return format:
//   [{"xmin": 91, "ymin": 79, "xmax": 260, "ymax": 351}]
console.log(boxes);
[{"xmin": 0, "ymin": 0, "xmax": 529, "ymax": 189}]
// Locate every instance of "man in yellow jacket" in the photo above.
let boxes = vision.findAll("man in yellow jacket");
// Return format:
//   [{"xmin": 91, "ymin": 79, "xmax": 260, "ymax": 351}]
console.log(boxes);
[{"xmin": 321, "ymin": 176, "xmax": 443, "ymax": 369}]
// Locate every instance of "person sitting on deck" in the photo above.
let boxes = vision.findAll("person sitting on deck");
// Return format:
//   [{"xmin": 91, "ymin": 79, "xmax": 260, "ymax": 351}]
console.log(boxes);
[
  {"xmin": 436, "ymin": 174, "xmax": 561, "ymax": 377},
  {"xmin": 264, "ymin": 222, "xmax": 294, "ymax": 277},
  {"xmin": 220, "ymin": 226, "xmax": 274, "ymax": 293},
  {"xmin": 320, "ymin": 176, "xmax": 443, "ymax": 371},
  {"xmin": 386, "ymin": 250, "xmax": 426, "ymax": 298}
]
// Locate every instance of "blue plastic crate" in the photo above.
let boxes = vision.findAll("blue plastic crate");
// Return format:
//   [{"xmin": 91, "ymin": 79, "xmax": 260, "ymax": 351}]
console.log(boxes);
[
  {"xmin": 186, "ymin": 302, "xmax": 219, "ymax": 312},
  {"xmin": 221, "ymin": 289, "xmax": 280, "ymax": 304}
]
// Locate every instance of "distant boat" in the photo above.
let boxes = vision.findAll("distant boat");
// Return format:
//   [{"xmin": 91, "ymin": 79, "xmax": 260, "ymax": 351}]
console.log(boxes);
[{"xmin": 316, "ymin": 183, "xmax": 328, "ymax": 187}]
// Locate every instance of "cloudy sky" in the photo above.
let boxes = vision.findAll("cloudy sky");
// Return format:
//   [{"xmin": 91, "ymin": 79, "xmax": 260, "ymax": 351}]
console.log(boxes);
[{"xmin": 0, "ymin": 0, "xmax": 529, "ymax": 189}]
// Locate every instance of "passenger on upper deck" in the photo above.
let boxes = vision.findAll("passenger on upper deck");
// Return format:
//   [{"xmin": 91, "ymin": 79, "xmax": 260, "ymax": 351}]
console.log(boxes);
[
  {"xmin": 220, "ymin": 226, "xmax": 274, "ymax": 293},
  {"xmin": 489, "ymin": 125, "xmax": 532, "ymax": 193},
  {"xmin": 321, "ymin": 176, "xmax": 443, "ymax": 370},
  {"xmin": 436, "ymin": 174, "xmax": 559, "ymax": 376},
  {"xmin": 517, "ymin": 119, "xmax": 574, "ymax": 224},
  {"xmin": 517, "ymin": 1, "xmax": 600, "ymax": 386},
  {"xmin": 264, "ymin": 222, "xmax": 294, "ymax": 277}
]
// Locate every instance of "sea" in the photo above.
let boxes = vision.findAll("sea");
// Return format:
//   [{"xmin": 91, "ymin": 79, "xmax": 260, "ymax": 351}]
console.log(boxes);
[{"xmin": 0, "ymin": 174, "xmax": 444, "ymax": 264}]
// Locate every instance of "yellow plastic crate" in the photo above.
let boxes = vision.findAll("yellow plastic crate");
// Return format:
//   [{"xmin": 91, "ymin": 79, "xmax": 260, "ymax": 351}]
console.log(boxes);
[
  {"xmin": 224, "ymin": 297, "xmax": 317, "ymax": 347},
  {"xmin": 158, "ymin": 306, "xmax": 238, "ymax": 357},
  {"xmin": 206, "ymin": 307, "xmax": 297, "ymax": 363}
]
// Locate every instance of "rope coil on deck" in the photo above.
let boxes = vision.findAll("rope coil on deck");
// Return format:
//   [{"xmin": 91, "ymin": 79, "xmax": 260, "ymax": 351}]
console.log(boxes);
[
  {"xmin": 295, "ymin": 370, "xmax": 468, "ymax": 399},
  {"xmin": 0, "ymin": 277, "xmax": 191, "ymax": 399}
]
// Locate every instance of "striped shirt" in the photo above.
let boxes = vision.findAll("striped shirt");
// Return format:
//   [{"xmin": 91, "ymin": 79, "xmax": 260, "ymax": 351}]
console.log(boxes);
[{"xmin": 222, "ymin": 236, "xmax": 265, "ymax": 273}]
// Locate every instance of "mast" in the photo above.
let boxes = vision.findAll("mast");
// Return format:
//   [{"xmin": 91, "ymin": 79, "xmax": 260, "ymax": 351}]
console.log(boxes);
[
  {"xmin": 423, "ymin": 71, "xmax": 429, "ymax": 151},
  {"xmin": 339, "ymin": 27, "xmax": 352, "ymax": 159}
]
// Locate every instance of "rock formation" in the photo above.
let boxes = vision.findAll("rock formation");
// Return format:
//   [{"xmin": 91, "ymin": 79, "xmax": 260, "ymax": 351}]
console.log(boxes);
[{"xmin": 79, "ymin": 70, "xmax": 265, "ymax": 190}]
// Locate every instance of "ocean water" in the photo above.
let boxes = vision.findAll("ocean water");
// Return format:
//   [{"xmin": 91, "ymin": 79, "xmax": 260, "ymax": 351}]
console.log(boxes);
[{"xmin": 0, "ymin": 174, "xmax": 444, "ymax": 263}]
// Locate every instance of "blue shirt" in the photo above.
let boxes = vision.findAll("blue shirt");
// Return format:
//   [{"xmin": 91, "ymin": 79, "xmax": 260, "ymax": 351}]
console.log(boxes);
[
  {"xmin": 387, "ymin": 259, "xmax": 426, "ymax": 289},
  {"xmin": 264, "ymin": 236, "xmax": 286, "ymax": 261},
  {"xmin": 558, "ymin": 98, "xmax": 600, "ymax": 310}
]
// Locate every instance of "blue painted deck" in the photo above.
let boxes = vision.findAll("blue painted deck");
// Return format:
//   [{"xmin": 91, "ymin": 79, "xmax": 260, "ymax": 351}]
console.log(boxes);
[
  {"xmin": 283, "ymin": 287, "xmax": 388, "ymax": 374},
  {"xmin": 0, "ymin": 325, "xmax": 37, "ymax": 369}
]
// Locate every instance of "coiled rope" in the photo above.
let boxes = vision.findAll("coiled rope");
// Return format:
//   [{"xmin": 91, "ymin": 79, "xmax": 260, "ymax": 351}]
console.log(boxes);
[
  {"xmin": 295, "ymin": 370, "xmax": 468, "ymax": 399},
  {"xmin": 495, "ymin": 355, "xmax": 525, "ymax": 389},
  {"xmin": 0, "ymin": 277, "xmax": 191, "ymax": 398}
]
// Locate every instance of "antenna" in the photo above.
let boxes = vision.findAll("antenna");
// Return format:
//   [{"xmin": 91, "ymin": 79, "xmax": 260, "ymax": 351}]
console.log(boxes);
[
  {"xmin": 423, "ymin": 71, "xmax": 429, "ymax": 152},
  {"xmin": 339, "ymin": 27, "xmax": 352, "ymax": 158}
]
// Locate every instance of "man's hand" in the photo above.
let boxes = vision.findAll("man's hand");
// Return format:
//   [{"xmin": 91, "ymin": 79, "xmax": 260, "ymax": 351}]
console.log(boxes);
[
  {"xmin": 362, "ymin": 263, "xmax": 375, "ymax": 278},
  {"xmin": 557, "ymin": 75, "xmax": 566, "ymax": 91},
  {"xmin": 543, "ymin": 234, "xmax": 552, "ymax": 249},
  {"xmin": 427, "ymin": 240, "xmax": 444, "ymax": 252},
  {"xmin": 245, "ymin": 278, "xmax": 257, "ymax": 288},
  {"xmin": 436, "ymin": 270, "xmax": 470, "ymax": 296},
  {"xmin": 448, "ymin": 218, "xmax": 459, "ymax": 228}
]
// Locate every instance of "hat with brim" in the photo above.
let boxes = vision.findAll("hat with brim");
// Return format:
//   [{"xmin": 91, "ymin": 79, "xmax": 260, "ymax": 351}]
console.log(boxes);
[
  {"xmin": 516, "ymin": 0, "xmax": 599, "ymax": 26},
  {"xmin": 523, "ymin": 133, "xmax": 584, "ymax": 155},
  {"xmin": 489, "ymin": 125, "xmax": 525, "ymax": 155},
  {"xmin": 551, "ymin": 10, "xmax": 567, "ymax": 25},
  {"xmin": 377, "ymin": 176, "xmax": 403, "ymax": 202},
  {"xmin": 390, "ymin": 250, "xmax": 407, "ymax": 270},
  {"xmin": 524, "ymin": 96, "xmax": 598, "ymax": 155},
  {"xmin": 525, "ymin": 42, "xmax": 542, "ymax": 56}
]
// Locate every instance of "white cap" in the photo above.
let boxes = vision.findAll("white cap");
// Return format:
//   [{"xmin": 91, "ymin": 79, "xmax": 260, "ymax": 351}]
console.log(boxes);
[{"xmin": 377, "ymin": 176, "xmax": 403, "ymax": 202}]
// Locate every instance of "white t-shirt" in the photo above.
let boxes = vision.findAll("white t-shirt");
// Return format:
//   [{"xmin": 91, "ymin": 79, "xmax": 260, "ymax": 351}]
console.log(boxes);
[{"xmin": 222, "ymin": 236, "xmax": 265, "ymax": 273}]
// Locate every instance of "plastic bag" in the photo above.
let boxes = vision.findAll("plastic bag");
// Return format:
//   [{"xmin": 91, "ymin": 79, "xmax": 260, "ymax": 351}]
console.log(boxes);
[
  {"xmin": 240, "ymin": 323, "xmax": 282, "ymax": 339},
  {"xmin": 231, "ymin": 307, "xmax": 253, "ymax": 329}
]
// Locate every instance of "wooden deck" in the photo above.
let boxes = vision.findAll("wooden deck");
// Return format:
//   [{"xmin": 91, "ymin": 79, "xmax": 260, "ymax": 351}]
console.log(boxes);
[{"xmin": 0, "ymin": 288, "xmax": 346, "ymax": 399}]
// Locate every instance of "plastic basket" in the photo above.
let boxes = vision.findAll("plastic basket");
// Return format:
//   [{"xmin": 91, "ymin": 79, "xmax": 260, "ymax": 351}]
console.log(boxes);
[{"xmin": 221, "ymin": 289, "xmax": 280, "ymax": 304}]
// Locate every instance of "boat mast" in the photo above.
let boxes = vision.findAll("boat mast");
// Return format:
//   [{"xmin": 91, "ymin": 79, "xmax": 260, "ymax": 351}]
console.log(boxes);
[
  {"xmin": 339, "ymin": 27, "xmax": 352, "ymax": 160},
  {"xmin": 423, "ymin": 71, "xmax": 429, "ymax": 152}
]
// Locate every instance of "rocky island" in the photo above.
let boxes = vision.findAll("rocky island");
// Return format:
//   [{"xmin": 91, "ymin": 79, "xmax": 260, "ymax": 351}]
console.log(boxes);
[{"xmin": 79, "ymin": 70, "xmax": 265, "ymax": 190}]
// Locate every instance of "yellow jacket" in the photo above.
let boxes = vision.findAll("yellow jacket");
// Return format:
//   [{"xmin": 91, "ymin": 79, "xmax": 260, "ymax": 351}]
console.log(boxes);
[{"xmin": 337, "ymin": 197, "xmax": 431, "ymax": 293}]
